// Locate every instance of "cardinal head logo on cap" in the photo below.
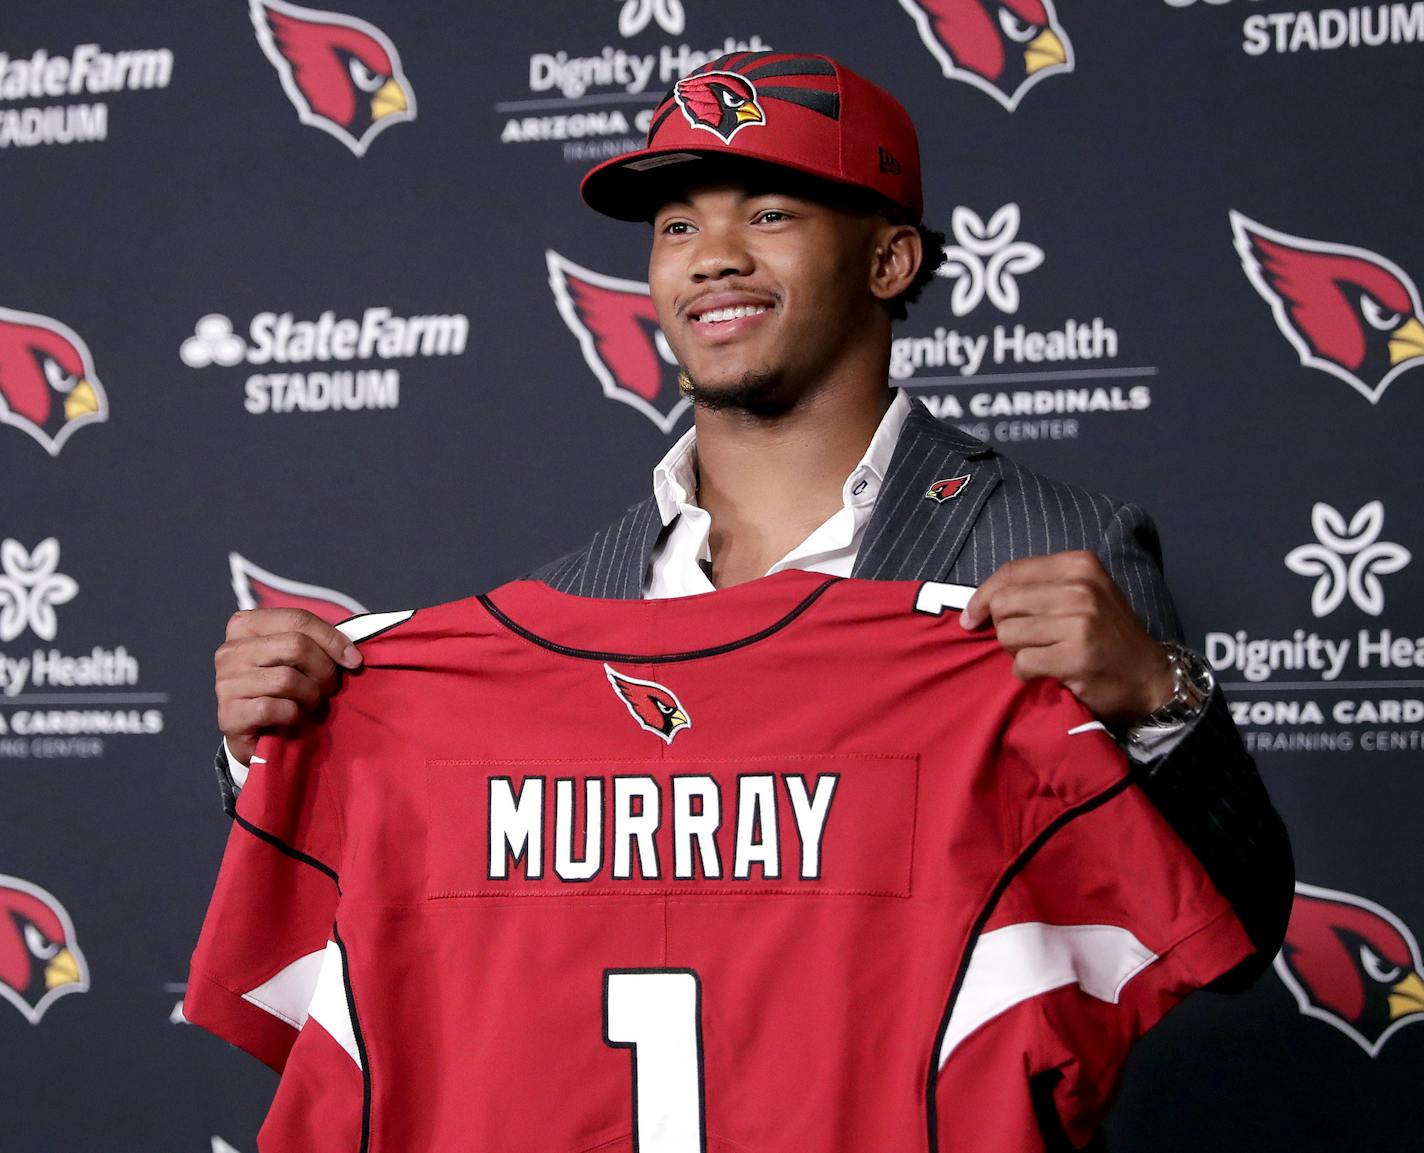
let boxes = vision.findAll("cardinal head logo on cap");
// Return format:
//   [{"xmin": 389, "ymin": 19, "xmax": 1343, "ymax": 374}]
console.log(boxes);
[{"xmin": 673, "ymin": 71, "xmax": 767, "ymax": 143}]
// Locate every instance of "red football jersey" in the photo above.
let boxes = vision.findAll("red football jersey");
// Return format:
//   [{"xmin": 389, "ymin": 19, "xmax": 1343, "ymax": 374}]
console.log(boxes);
[{"xmin": 186, "ymin": 570, "xmax": 1250, "ymax": 1153}]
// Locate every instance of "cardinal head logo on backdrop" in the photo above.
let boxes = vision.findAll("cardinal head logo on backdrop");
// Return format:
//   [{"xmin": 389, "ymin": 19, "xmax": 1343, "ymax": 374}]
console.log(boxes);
[
  {"xmin": 250, "ymin": 0, "xmax": 415, "ymax": 155},
  {"xmin": 1276, "ymin": 883, "xmax": 1424, "ymax": 1056},
  {"xmin": 1231, "ymin": 212, "xmax": 1424, "ymax": 403},
  {"xmin": 0, "ymin": 308, "xmax": 108, "ymax": 457},
  {"xmin": 896, "ymin": 0, "xmax": 1072, "ymax": 110},
  {"xmin": 546, "ymin": 250, "xmax": 689, "ymax": 433},
  {"xmin": 0, "ymin": 875, "xmax": 89, "ymax": 1025},
  {"xmin": 229, "ymin": 552, "xmax": 367, "ymax": 625}
]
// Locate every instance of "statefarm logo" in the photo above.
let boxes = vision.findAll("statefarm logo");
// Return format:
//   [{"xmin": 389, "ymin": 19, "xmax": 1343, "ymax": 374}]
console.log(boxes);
[
  {"xmin": 179, "ymin": 305, "xmax": 468, "ymax": 415},
  {"xmin": 0, "ymin": 307, "xmax": 108, "ymax": 456},
  {"xmin": 1231, "ymin": 212, "xmax": 1424, "ymax": 404},
  {"xmin": 0, "ymin": 40, "xmax": 172, "ymax": 149},
  {"xmin": 1276, "ymin": 883, "xmax": 1424, "ymax": 1056},
  {"xmin": 896, "ymin": 0, "xmax": 1072, "ymax": 111},
  {"xmin": 1165, "ymin": 0, "xmax": 1424, "ymax": 58},
  {"xmin": 1208, "ymin": 501, "xmax": 1422, "ymax": 755},
  {"xmin": 229, "ymin": 552, "xmax": 366, "ymax": 624},
  {"xmin": 0, "ymin": 874, "xmax": 89, "ymax": 1025},
  {"xmin": 250, "ymin": 0, "xmax": 415, "ymax": 156},
  {"xmin": 546, "ymin": 250, "xmax": 688, "ymax": 434},
  {"xmin": 497, "ymin": 2, "xmax": 771, "ymax": 165},
  {"xmin": 889, "ymin": 203, "xmax": 1145, "ymax": 445},
  {"xmin": 0, "ymin": 538, "xmax": 163, "ymax": 761}
]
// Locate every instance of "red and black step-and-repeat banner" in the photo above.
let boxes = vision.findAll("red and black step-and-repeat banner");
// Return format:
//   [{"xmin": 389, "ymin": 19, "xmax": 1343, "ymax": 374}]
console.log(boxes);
[{"xmin": 3, "ymin": 0, "xmax": 1421, "ymax": 1147}]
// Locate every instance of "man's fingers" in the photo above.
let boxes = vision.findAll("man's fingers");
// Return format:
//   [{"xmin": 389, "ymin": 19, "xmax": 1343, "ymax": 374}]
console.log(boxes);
[
  {"xmin": 248, "ymin": 633, "xmax": 343, "ymax": 693},
  {"xmin": 1010, "ymin": 643, "xmax": 1073, "ymax": 685},
  {"xmin": 217, "ymin": 695, "xmax": 305, "ymax": 738},
  {"xmin": 224, "ymin": 608, "xmax": 361, "ymax": 669},
  {"xmin": 216, "ymin": 633, "xmax": 346, "ymax": 693},
  {"xmin": 220, "ymin": 666, "xmax": 328, "ymax": 711},
  {"xmin": 966, "ymin": 581, "xmax": 1101, "ymax": 630},
  {"xmin": 961, "ymin": 552, "xmax": 1102, "ymax": 629},
  {"xmin": 992, "ymin": 615, "xmax": 1074, "ymax": 655}
]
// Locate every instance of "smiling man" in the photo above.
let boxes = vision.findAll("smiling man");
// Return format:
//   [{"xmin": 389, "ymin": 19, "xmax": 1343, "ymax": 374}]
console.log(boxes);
[{"xmin": 212, "ymin": 49, "xmax": 1292, "ymax": 1151}]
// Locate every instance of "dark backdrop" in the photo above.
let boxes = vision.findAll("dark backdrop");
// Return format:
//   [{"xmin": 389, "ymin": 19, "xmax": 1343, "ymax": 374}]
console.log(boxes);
[{"xmin": 2, "ymin": 1, "xmax": 1421, "ymax": 1148}]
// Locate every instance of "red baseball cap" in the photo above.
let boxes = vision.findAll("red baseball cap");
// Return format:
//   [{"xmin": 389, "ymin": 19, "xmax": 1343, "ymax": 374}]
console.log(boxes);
[{"xmin": 581, "ymin": 52, "xmax": 923, "ymax": 223}]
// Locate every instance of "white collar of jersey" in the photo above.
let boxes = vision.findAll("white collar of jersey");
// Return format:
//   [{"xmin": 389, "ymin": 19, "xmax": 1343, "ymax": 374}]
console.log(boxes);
[{"xmin": 651, "ymin": 388, "xmax": 912, "ymax": 528}]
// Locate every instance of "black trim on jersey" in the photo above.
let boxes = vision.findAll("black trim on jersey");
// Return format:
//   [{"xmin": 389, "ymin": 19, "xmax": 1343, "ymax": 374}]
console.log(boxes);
[
  {"xmin": 923, "ymin": 774, "xmax": 1137, "ymax": 1152},
  {"xmin": 232, "ymin": 813, "xmax": 341, "ymax": 889},
  {"xmin": 333, "ymin": 922, "xmax": 373, "ymax": 1153},
  {"xmin": 477, "ymin": 576, "xmax": 841, "ymax": 664}
]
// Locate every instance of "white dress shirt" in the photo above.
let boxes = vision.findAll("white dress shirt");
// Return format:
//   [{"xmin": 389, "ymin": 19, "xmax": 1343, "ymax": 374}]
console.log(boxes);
[{"xmin": 226, "ymin": 389, "xmax": 1183, "ymax": 785}]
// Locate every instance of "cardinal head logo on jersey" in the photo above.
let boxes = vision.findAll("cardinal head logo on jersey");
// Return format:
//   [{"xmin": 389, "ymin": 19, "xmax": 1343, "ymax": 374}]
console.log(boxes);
[
  {"xmin": 605, "ymin": 665, "xmax": 691, "ymax": 743},
  {"xmin": 1231, "ymin": 212, "xmax": 1424, "ymax": 404},
  {"xmin": 546, "ymin": 250, "xmax": 688, "ymax": 433},
  {"xmin": 250, "ymin": 0, "xmax": 415, "ymax": 156},
  {"xmin": 897, "ymin": 0, "xmax": 1072, "ymax": 111},
  {"xmin": 0, "ymin": 307, "xmax": 108, "ymax": 457},
  {"xmin": 0, "ymin": 875, "xmax": 89, "ymax": 1025},
  {"xmin": 1274, "ymin": 882, "xmax": 1424, "ymax": 1057},
  {"xmin": 229, "ymin": 552, "xmax": 367, "ymax": 625},
  {"xmin": 673, "ymin": 70, "xmax": 766, "ymax": 142}
]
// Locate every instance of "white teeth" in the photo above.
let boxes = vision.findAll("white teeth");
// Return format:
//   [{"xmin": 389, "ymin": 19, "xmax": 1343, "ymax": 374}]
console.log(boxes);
[{"xmin": 694, "ymin": 304, "xmax": 768, "ymax": 324}]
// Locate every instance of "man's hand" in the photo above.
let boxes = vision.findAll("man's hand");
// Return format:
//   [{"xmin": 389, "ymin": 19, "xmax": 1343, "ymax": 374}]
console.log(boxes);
[
  {"xmin": 960, "ymin": 551, "xmax": 1175, "ymax": 726},
  {"xmin": 215, "ymin": 609, "xmax": 362, "ymax": 765}
]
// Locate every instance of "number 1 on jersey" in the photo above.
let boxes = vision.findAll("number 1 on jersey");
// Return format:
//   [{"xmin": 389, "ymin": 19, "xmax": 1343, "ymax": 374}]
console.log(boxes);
[{"xmin": 604, "ymin": 969, "xmax": 707, "ymax": 1153}]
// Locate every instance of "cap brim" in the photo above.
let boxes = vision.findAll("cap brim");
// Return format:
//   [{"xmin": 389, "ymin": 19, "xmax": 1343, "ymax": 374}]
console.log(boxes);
[{"xmin": 581, "ymin": 147, "xmax": 909, "ymax": 223}]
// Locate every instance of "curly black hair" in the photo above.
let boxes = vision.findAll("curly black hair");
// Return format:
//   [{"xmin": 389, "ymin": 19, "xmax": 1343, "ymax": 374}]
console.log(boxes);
[{"xmin": 886, "ymin": 222, "xmax": 947, "ymax": 322}]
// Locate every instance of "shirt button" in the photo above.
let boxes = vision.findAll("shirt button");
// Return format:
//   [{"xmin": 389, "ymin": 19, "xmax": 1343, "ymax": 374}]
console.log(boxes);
[{"xmin": 851, "ymin": 479, "xmax": 868, "ymax": 496}]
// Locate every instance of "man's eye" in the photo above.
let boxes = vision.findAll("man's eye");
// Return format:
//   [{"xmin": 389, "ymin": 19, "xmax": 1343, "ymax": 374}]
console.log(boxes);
[
  {"xmin": 755, "ymin": 211, "xmax": 789, "ymax": 224},
  {"xmin": 662, "ymin": 221, "xmax": 691, "ymax": 235}
]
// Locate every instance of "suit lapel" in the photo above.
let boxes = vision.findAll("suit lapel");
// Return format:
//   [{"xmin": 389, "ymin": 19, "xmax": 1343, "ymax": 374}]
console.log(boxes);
[
  {"xmin": 580, "ymin": 496, "xmax": 663, "ymax": 599},
  {"xmin": 852, "ymin": 399, "xmax": 1002, "ymax": 583}
]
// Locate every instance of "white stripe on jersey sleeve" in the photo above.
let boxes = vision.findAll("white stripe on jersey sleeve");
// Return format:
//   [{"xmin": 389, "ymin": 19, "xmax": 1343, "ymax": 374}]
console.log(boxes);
[
  {"xmin": 938, "ymin": 922, "xmax": 1158, "ymax": 1067},
  {"xmin": 337, "ymin": 609, "xmax": 415, "ymax": 643},
  {"xmin": 240, "ymin": 947, "xmax": 327, "ymax": 1029},
  {"xmin": 308, "ymin": 939, "xmax": 362, "ymax": 1069},
  {"xmin": 1068, "ymin": 721, "xmax": 1109, "ymax": 735}
]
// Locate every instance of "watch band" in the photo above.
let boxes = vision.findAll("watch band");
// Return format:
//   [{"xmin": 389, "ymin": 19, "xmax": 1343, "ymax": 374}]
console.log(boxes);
[{"xmin": 1138, "ymin": 641, "xmax": 1215, "ymax": 730}]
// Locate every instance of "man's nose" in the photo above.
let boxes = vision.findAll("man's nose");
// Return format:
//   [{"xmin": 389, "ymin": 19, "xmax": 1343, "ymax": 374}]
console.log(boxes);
[{"xmin": 689, "ymin": 226, "xmax": 753, "ymax": 281}]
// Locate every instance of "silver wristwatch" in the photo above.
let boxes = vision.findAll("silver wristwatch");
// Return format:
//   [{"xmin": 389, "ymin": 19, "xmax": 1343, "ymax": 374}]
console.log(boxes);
[{"xmin": 1138, "ymin": 641, "xmax": 1215, "ymax": 729}]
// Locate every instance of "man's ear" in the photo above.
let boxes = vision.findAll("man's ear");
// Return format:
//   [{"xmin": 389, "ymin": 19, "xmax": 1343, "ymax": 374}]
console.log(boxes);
[{"xmin": 869, "ymin": 224, "xmax": 923, "ymax": 302}]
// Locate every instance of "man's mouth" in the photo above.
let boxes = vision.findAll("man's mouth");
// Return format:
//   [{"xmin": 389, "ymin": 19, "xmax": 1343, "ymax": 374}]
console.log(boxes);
[{"xmin": 692, "ymin": 304, "xmax": 770, "ymax": 326}]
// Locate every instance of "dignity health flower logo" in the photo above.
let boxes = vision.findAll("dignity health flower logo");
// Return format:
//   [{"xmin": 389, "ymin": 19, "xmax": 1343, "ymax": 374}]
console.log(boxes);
[
  {"xmin": 935, "ymin": 203, "xmax": 1045, "ymax": 317},
  {"xmin": 0, "ymin": 538, "xmax": 78, "ymax": 642},
  {"xmin": 618, "ymin": 0, "xmax": 684, "ymax": 36},
  {"xmin": 1285, "ymin": 502, "xmax": 1410, "ymax": 617}
]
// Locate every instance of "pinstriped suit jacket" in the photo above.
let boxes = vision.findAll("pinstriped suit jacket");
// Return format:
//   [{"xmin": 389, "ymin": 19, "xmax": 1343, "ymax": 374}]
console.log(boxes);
[{"xmin": 530, "ymin": 398, "xmax": 1294, "ymax": 977}]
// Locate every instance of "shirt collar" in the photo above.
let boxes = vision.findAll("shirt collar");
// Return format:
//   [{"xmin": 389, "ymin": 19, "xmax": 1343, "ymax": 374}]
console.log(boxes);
[{"xmin": 651, "ymin": 389, "xmax": 912, "ymax": 526}]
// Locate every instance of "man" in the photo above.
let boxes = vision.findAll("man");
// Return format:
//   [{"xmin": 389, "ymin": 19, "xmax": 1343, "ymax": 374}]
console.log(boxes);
[{"xmin": 211, "ymin": 50, "xmax": 1291, "ymax": 1144}]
